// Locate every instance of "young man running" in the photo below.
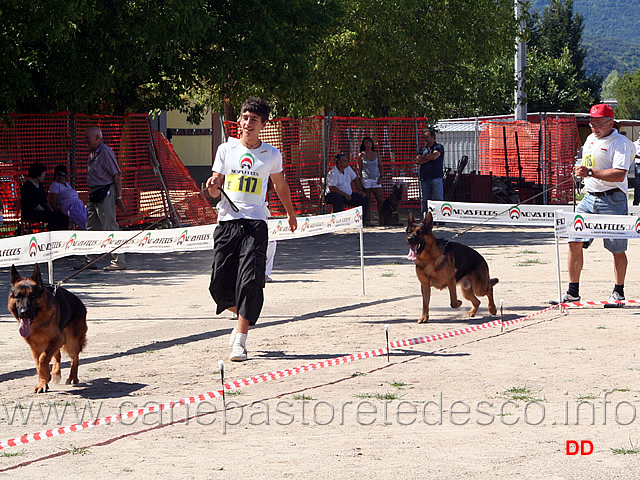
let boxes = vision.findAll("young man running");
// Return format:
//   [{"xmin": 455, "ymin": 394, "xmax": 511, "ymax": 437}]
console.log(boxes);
[{"xmin": 206, "ymin": 97, "xmax": 297, "ymax": 361}]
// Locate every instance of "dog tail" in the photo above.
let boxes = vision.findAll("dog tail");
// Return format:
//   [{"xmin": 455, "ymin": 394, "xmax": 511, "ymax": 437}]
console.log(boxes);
[{"xmin": 490, "ymin": 278, "xmax": 499, "ymax": 286}]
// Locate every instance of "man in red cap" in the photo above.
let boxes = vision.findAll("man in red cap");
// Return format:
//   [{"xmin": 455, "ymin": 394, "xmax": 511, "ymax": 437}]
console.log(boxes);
[{"xmin": 557, "ymin": 103, "xmax": 635, "ymax": 305}]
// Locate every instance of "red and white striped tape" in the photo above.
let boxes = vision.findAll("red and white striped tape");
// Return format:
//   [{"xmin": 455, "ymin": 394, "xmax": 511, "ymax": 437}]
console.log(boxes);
[
  {"xmin": 0, "ymin": 299, "xmax": 628, "ymax": 451},
  {"xmin": 559, "ymin": 299, "xmax": 637, "ymax": 308}
]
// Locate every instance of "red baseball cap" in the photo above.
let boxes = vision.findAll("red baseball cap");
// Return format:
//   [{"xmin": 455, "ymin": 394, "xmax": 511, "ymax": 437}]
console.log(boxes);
[{"xmin": 589, "ymin": 104, "xmax": 615, "ymax": 118}]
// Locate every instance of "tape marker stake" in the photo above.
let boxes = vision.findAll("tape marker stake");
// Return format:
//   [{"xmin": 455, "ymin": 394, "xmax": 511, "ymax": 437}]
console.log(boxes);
[
  {"xmin": 385, "ymin": 324, "xmax": 390, "ymax": 362},
  {"xmin": 218, "ymin": 360, "xmax": 226, "ymax": 425},
  {"xmin": 500, "ymin": 299, "xmax": 504, "ymax": 333}
]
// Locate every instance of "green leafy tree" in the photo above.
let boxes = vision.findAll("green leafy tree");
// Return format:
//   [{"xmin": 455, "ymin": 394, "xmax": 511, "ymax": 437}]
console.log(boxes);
[
  {"xmin": 615, "ymin": 69, "xmax": 640, "ymax": 119},
  {"xmin": 526, "ymin": 0, "xmax": 600, "ymax": 112},
  {"xmin": 526, "ymin": 46, "xmax": 592, "ymax": 112},
  {"xmin": 601, "ymin": 70, "xmax": 620, "ymax": 99},
  {"xmin": 303, "ymin": 0, "xmax": 517, "ymax": 119},
  {"xmin": 192, "ymin": 0, "xmax": 342, "ymax": 121}
]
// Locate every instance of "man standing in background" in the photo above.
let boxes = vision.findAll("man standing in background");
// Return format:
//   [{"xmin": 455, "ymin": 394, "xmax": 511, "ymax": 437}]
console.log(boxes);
[
  {"xmin": 85, "ymin": 126, "xmax": 127, "ymax": 271},
  {"xmin": 417, "ymin": 128, "xmax": 444, "ymax": 215},
  {"xmin": 634, "ymin": 130, "xmax": 640, "ymax": 206}
]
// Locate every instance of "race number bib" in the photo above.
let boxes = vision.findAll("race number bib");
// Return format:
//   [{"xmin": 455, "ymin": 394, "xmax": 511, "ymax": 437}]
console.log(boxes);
[
  {"xmin": 581, "ymin": 154, "xmax": 595, "ymax": 168},
  {"xmin": 225, "ymin": 174, "xmax": 263, "ymax": 196}
]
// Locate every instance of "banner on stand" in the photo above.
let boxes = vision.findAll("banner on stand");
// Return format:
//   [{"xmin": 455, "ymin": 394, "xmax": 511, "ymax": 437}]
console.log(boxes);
[{"xmin": 0, "ymin": 208, "xmax": 362, "ymax": 268}]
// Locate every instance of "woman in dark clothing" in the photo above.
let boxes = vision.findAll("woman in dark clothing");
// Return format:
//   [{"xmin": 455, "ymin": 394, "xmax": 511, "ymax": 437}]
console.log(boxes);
[{"xmin": 21, "ymin": 163, "xmax": 68, "ymax": 231}]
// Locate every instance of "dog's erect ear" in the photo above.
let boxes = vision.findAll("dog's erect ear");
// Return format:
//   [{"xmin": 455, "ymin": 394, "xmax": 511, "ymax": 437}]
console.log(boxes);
[
  {"xmin": 424, "ymin": 211, "xmax": 434, "ymax": 229},
  {"xmin": 407, "ymin": 211, "xmax": 415, "ymax": 226},
  {"xmin": 10, "ymin": 264, "xmax": 21, "ymax": 284},
  {"xmin": 30, "ymin": 263, "xmax": 44, "ymax": 287}
]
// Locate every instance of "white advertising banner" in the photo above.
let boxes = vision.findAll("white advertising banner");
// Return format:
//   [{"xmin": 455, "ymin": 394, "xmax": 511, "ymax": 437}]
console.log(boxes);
[
  {"xmin": 554, "ymin": 210, "xmax": 640, "ymax": 239},
  {"xmin": 428, "ymin": 201, "xmax": 576, "ymax": 226},
  {"xmin": 0, "ymin": 208, "xmax": 363, "ymax": 268}
]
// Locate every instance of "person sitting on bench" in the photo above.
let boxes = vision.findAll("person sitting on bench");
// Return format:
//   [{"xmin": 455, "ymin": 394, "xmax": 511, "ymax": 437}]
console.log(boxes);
[
  {"xmin": 21, "ymin": 163, "xmax": 68, "ymax": 231},
  {"xmin": 325, "ymin": 153, "xmax": 368, "ymax": 220}
]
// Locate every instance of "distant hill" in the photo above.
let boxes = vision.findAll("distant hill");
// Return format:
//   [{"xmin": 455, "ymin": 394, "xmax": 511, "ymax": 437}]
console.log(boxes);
[{"xmin": 531, "ymin": 0, "xmax": 640, "ymax": 78}]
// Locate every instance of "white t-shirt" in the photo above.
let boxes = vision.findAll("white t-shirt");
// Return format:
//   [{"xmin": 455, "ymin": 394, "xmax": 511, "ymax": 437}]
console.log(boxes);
[
  {"xmin": 212, "ymin": 137, "xmax": 283, "ymax": 221},
  {"xmin": 326, "ymin": 165, "xmax": 357, "ymax": 196},
  {"xmin": 635, "ymin": 139, "xmax": 640, "ymax": 164},
  {"xmin": 581, "ymin": 129, "xmax": 632, "ymax": 194}
]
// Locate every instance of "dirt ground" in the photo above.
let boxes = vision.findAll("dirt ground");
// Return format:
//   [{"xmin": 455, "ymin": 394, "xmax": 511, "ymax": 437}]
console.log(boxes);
[{"xmin": 1, "ymin": 221, "xmax": 640, "ymax": 479}]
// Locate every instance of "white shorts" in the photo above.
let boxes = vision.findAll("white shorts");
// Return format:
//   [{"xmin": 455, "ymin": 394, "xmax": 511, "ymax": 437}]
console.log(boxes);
[{"xmin": 362, "ymin": 178, "xmax": 382, "ymax": 190}]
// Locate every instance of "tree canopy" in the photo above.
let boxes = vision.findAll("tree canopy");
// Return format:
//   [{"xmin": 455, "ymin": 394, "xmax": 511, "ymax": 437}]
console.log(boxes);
[
  {"xmin": 526, "ymin": 0, "xmax": 600, "ymax": 112},
  {"xmin": 0, "ymin": 0, "xmax": 610, "ymax": 121},
  {"xmin": 615, "ymin": 69, "xmax": 640, "ymax": 120}
]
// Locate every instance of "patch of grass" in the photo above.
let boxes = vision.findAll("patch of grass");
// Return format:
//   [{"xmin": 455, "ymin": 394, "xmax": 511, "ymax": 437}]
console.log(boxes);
[
  {"xmin": 122, "ymin": 467, "xmax": 134, "ymax": 472},
  {"xmin": 90, "ymin": 321, "xmax": 106, "ymax": 324},
  {"xmin": 293, "ymin": 394, "xmax": 314, "ymax": 401},
  {"xmin": 597, "ymin": 325, "xmax": 607, "ymax": 329},
  {"xmin": 388, "ymin": 380, "xmax": 410, "ymax": 389},
  {"xmin": 516, "ymin": 258, "xmax": 547, "ymax": 266},
  {"xmin": 576, "ymin": 393, "xmax": 598, "ymax": 401},
  {"xmin": 65, "ymin": 445, "xmax": 90, "ymax": 455},
  {"xmin": 113, "ymin": 345, "xmax": 121, "ymax": 349},
  {"xmin": 611, "ymin": 440, "xmax": 640, "ymax": 455},
  {"xmin": 354, "ymin": 392, "xmax": 402, "ymax": 401},
  {"xmin": 573, "ymin": 347, "xmax": 586, "ymax": 351},
  {"xmin": 0, "ymin": 450, "xmax": 25, "ymax": 457},
  {"xmin": 88, "ymin": 367, "xmax": 102, "ymax": 372},
  {"xmin": 605, "ymin": 387, "xmax": 630, "ymax": 393},
  {"xmin": 381, "ymin": 272, "xmax": 395, "ymax": 277},
  {"xmin": 145, "ymin": 349, "xmax": 156, "ymax": 354},
  {"xmin": 188, "ymin": 305, "xmax": 200, "ymax": 309},
  {"xmin": 518, "ymin": 249, "xmax": 540, "ymax": 254},
  {"xmin": 350, "ymin": 372, "xmax": 367, "ymax": 377},
  {"xmin": 502, "ymin": 386, "xmax": 545, "ymax": 402},
  {"xmin": 225, "ymin": 390, "xmax": 243, "ymax": 397}
]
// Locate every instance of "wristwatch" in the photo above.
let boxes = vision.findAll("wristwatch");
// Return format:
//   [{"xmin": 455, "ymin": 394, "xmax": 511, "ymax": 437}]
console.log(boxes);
[{"xmin": 587, "ymin": 168, "xmax": 593, "ymax": 177}]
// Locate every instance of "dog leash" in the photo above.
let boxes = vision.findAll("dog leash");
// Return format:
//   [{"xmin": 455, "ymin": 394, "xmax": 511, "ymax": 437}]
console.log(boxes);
[
  {"xmin": 55, "ymin": 186, "xmax": 213, "ymax": 287},
  {"xmin": 218, "ymin": 185, "xmax": 240, "ymax": 213},
  {"xmin": 448, "ymin": 176, "xmax": 576, "ymax": 241},
  {"xmin": 55, "ymin": 183, "xmax": 241, "ymax": 287}
]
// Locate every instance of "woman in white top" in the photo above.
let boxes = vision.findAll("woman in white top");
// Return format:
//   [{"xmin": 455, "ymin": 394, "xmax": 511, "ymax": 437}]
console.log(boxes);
[
  {"xmin": 48, "ymin": 164, "xmax": 87, "ymax": 229},
  {"xmin": 357, "ymin": 136, "xmax": 384, "ymax": 225}
]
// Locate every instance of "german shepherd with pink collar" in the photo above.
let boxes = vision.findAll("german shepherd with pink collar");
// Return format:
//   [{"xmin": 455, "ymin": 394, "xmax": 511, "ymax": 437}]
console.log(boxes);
[{"xmin": 406, "ymin": 212, "xmax": 498, "ymax": 323}]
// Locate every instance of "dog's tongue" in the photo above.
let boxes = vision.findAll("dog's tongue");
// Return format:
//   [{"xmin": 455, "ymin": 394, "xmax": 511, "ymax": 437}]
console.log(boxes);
[
  {"xmin": 407, "ymin": 246, "xmax": 417, "ymax": 262},
  {"xmin": 18, "ymin": 318, "xmax": 31, "ymax": 338}
]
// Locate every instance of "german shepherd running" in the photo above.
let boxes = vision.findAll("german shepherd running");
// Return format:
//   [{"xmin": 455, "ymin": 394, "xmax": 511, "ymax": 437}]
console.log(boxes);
[
  {"xmin": 406, "ymin": 212, "xmax": 498, "ymax": 323},
  {"xmin": 8, "ymin": 264, "xmax": 87, "ymax": 393}
]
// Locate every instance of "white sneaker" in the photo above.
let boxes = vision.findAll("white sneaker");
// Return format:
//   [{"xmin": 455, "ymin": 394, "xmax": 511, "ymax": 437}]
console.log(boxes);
[
  {"xmin": 608, "ymin": 291, "xmax": 625, "ymax": 305},
  {"xmin": 549, "ymin": 292, "xmax": 580, "ymax": 305},
  {"xmin": 229, "ymin": 344, "xmax": 247, "ymax": 362},
  {"xmin": 228, "ymin": 327, "xmax": 237, "ymax": 347}
]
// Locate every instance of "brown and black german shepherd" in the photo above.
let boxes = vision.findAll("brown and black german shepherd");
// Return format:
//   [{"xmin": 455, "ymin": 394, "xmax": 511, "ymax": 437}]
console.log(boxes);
[
  {"xmin": 8, "ymin": 264, "xmax": 87, "ymax": 393},
  {"xmin": 406, "ymin": 212, "xmax": 498, "ymax": 323}
]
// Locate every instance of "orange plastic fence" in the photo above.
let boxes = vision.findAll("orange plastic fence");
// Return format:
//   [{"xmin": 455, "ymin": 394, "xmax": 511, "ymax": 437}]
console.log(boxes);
[
  {"xmin": 224, "ymin": 116, "xmax": 429, "ymax": 215},
  {"xmin": 328, "ymin": 116, "xmax": 430, "ymax": 210},
  {"xmin": 224, "ymin": 117, "xmax": 326, "ymax": 216},
  {"xmin": 0, "ymin": 113, "xmax": 215, "ymax": 237},
  {"xmin": 478, "ymin": 117, "xmax": 580, "ymax": 203},
  {"xmin": 1, "ymin": 113, "xmax": 582, "ymax": 236}
]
